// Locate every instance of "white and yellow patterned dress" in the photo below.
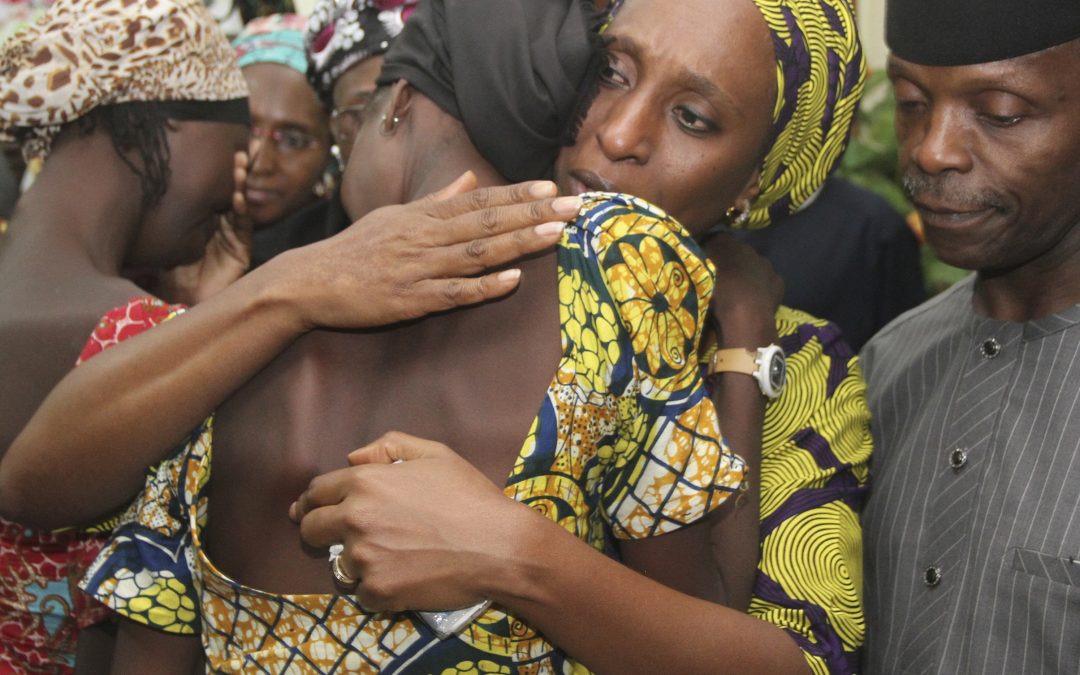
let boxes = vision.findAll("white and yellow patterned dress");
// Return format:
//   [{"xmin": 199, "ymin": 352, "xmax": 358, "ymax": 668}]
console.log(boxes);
[{"xmin": 80, "ymin": 193, "xmax": 745, "ymax": 673}]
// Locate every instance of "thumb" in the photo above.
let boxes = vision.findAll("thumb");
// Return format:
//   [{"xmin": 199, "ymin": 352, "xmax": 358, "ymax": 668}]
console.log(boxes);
[{"xmin": 347, "ymin": 431, "xmax": 453, "ymax": 466}]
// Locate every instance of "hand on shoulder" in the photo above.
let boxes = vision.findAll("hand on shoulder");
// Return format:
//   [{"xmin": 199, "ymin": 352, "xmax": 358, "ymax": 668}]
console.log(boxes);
[{"xmin": 258, "ymin": 172, "xmax": 582, "ymax": 331}]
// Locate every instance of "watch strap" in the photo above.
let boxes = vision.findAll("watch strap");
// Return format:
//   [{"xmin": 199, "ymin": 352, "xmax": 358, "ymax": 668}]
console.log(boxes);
[{"xmin": 708, "ymin": 348, "xmax": 757, "ymax": 377}]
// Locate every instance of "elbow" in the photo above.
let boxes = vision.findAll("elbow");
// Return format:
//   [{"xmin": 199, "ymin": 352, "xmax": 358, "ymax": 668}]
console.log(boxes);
[
  {"xmin": 0, "ymin": 454, "xmax": 57, "ymax": 530},
  {"xmin": 0, "ymin": 461, "xmax": 29, "ymax": 524}
]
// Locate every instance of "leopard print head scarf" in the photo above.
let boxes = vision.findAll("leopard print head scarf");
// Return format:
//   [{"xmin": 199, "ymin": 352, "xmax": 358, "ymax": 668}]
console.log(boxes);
[{"xmin": 0, "ymin": 0, "xmax": 249, "ymax": 160}]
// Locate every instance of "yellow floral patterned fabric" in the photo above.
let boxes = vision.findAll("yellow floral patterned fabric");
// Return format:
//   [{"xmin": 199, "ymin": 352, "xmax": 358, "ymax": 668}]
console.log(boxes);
[{"xmin": 81, "ymin": 193, "xmax": 745, "ymax": 673}]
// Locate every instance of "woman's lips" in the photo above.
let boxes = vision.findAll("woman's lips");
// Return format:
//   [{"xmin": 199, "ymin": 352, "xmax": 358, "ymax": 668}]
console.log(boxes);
[
  {"xmin": 244, "ymin": 187, "xmax": 279, "ymax": 206},
  {"xmin": 568, "ymin": 170, "xmax": 615, "ymax": 194}
]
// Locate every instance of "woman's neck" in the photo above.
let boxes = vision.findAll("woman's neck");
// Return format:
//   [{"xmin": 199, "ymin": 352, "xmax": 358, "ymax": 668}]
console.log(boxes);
[{"xmin": 400, "ymin": 107, "xmax": 507, "ymax": 202}]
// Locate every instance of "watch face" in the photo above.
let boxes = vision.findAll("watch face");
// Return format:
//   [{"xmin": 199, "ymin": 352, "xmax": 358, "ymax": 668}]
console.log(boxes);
[{"xmin": 768, "ymin": 352, "xmax": 786, "ymax": 391}]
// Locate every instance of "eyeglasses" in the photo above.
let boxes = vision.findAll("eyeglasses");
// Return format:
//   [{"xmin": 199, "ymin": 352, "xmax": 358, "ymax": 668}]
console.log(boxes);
[
  {"xmin": 250, "ymin": 125, "xmax": 321, "ymax": 153},
  {"xmin": 329, "ymin": 92, "xmax": 375, "ymax": 148}
]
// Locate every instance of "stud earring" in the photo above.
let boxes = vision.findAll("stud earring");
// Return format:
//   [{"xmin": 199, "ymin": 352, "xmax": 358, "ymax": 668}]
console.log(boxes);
[
  {"xmin": 724, "ymin": 204, "xmax": 750, "ymax": 227},
  {"xmin": 379, "ymin": 113, "xmax": 400, "ymax": 136}
]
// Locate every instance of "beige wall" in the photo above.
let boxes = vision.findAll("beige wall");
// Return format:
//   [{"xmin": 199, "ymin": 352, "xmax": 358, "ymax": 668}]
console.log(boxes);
[{"xmin": 858, "ymin": 0, "xmax": 889, "ymax": 70}]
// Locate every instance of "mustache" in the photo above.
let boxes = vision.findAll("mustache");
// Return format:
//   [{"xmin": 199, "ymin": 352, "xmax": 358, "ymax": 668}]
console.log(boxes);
[{"xmin": 902, "ymin": 172, "xmax": 1006, "ymax": 211}]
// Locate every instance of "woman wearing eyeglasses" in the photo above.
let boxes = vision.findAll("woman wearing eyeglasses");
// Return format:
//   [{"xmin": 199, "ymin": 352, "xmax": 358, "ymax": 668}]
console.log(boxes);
[
  {"xmin": 248, "ymin": 0, "xmax": 416, "ymax": 268},
  {"xmin": 232, "ymin": 14, "xmax": 334, "ymax": 234}
]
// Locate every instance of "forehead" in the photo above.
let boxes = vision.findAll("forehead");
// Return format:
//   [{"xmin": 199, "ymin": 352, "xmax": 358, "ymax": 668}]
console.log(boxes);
[
  {"xmin": 887, "ymin": 41, "xmax": 1080, "ymax": 101},
  {"xmin": 170, "ymin": 120, "xmax": 249, "ymax": 162},
  {"xmin": 606, "ymin": 0, "xmax": 775, "ymax": 100},
  {"xmin": 332, "ymin": 55, "xmax": 384, "ymax": 108},
  {"xmin": 243, "ymin": 62, "xmax": 326, "ymax": 124},
  {"xmin": 609, "ymin": 0, "xmax": 772, "ymax": 61}
]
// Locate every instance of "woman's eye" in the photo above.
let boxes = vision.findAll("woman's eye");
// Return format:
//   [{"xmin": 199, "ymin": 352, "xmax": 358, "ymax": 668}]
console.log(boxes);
[
  {"xmin": 599, "ymin": 54, "xmax": 629, "ymax": 87},
  {"xmin": 280, "ymin": 130, "xmax": 315, "ymax": 151},
  {"xmin": 673, "ymin": 106, "xmax": 716, "ymax": 133}
]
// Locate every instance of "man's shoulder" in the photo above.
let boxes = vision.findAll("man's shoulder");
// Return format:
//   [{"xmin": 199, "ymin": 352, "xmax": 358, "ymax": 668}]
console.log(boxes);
[
  {"xmin": 859, "ymin": 276, "xmax": 977, "ymax": 412},
  {"xmin": 863, "ymin": 276, "xmax": 974, "ymax": 358}
]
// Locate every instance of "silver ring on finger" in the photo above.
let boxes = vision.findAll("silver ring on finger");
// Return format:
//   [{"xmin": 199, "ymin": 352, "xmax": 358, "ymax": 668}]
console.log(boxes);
[{"xmin": 328, "ymin": 543, "xmax": 359, "ymax": 589}]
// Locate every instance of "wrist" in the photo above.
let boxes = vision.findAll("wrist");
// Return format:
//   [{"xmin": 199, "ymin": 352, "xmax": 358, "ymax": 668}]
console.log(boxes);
[
  {"xmin": 706, "ymin": 344, "xmax": 787, "ymax": 400},
  {"xmin": 481, "ymin": 501, "xmax": 568, "ymax": 612},
  {"xmin": 247, "ymin": 252, "xmax": 317, "ymax": 335}
]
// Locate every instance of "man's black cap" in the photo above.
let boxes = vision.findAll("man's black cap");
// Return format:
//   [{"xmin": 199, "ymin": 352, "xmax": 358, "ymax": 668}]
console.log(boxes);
[{"xmin": 887, "ymin": 0, "xmax": 1080, "ymax": 65}]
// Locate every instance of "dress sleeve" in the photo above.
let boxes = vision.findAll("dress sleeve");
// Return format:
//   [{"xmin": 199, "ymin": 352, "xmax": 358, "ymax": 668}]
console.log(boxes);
[
  {"xmin": 76, "ymin": 297, "xmax": 206, "ymax": 635},
  {"xmin": 575, "ymin": 194, "xmax": 746, "ymax": 539},
  {"xmin": 77, "ymin": 296, "xmax": 186, "ymax": 365},
  {"xmin": 61, "ymin": 297, "xmax": 188, "ymax": 630},
  {"xmin": 748, "ymin": 308, "xmax": 872, "ymax": 675}
]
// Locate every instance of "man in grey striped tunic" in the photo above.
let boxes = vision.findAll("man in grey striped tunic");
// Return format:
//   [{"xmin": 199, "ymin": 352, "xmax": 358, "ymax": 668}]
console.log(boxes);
[{"xmin": 860, "ymin": 0, "xmax": 1080, "ymax": 672}]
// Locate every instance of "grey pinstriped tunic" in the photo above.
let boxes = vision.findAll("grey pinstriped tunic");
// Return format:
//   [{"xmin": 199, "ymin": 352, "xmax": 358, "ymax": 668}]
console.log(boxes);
[{"xmin": 860, "ymin": 276, "xmax": 1080, "ymax": 674}]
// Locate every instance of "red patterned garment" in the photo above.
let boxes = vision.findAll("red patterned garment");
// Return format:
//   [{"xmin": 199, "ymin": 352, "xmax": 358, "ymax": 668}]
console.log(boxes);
[{"xmin": 0, "ymin": 297, "xmax": 184, "ymax": 674}]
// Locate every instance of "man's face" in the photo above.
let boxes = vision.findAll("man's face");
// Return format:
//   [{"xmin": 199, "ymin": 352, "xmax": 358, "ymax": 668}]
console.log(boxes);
[{"xmin": 889, "ymin": 40, "xmax": 1080, "ymax": 273}]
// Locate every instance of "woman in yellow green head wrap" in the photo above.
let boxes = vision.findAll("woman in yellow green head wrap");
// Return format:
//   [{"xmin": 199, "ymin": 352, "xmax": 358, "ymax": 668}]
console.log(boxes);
[
  {"xmin": 553, "ymin": 0, "xmax": 869, "ymax": 672},
  {"xmin": 557, "ymin": 0, "xmax": 865, "ymax": 233}
]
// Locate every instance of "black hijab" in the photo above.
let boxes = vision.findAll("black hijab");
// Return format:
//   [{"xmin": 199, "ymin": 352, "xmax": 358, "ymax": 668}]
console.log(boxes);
[{"xmin": 377, "ymin": 0, "xmax": 605, "ymax": 182}]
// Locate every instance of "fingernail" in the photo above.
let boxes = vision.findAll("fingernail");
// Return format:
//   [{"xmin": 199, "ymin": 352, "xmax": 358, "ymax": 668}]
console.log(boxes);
[
  {"xmin": 534, "ymin": 221, "xmax": 565, "ymax": 237},
  {"xmin": 552, "ymin": 196, "xmax": 583, "ymax": 215},
  {"xmin": 497, "ymin": 269, "xmax": 522, "ymax": 283},
  {"xmin": 528, "ymin": 181, "xmax": 558, "ymax": 198}
]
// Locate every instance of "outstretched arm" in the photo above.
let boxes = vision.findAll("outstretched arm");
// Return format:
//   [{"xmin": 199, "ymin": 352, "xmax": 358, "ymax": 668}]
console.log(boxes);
[{"xmin": 0, "ymin": 175, "xmax": 583, "ymax": 528}]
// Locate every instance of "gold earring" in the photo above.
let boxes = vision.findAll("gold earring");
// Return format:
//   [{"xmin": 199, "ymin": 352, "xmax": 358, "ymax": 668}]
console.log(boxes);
[
  {"xmin": 313, "ymin": 168, "xmax": 336, "ymax": 198},
  {"xmin": 725, "ymin": 205, "xmax": 750, "ymax": 227}
]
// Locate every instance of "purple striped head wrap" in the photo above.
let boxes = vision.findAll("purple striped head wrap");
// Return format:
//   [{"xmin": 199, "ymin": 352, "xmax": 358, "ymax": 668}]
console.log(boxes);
[
  {"xmin": 744, "ymin": 0, "xmax": 866, "ymax": 227},
  {"xmin": 607, "ymin": 0, "xmax": 865, "ymax": 228}
]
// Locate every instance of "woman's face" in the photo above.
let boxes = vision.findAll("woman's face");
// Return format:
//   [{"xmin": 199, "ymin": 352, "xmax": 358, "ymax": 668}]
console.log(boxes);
[
  {"xmin": 339, "ymin": 83, "xmax": 421, "ymax": 223},
  {"xmin": 555, "ymin": 0, "xmax": 777, "ymax": 235},
  {"xmin": 130, "ymin": 120, "xmax": 248, "ymax": 269},
  {"xmin": 243, "ymin": 63, "xmax": 332, "ymax": 228}
]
